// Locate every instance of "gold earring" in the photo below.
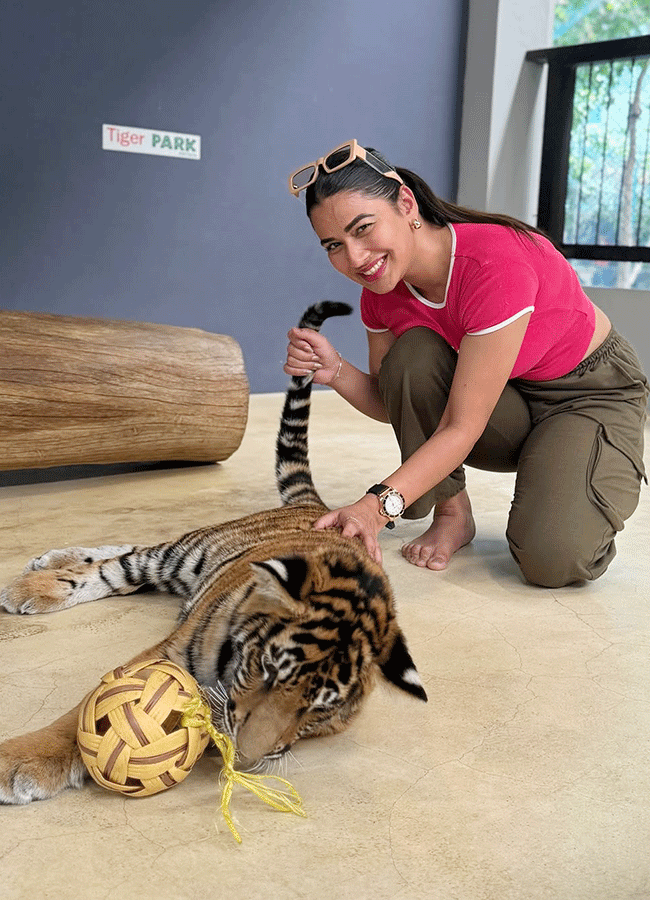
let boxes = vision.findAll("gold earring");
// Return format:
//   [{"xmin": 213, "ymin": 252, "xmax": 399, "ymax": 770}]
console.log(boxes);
[{"xmin": 411, "ymin": 219, "xmax": 422, "ymax": 230}]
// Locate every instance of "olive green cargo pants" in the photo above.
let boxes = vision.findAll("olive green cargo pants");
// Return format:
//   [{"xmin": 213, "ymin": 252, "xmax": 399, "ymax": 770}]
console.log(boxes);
[{"xmin": 378, "ymin": 327, "xmax": 648, "ymax": 587}]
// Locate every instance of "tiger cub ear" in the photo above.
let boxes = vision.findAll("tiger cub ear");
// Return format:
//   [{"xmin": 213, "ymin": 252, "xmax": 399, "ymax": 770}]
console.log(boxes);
[
  {"xmin": 379, "ymin": 629, "xmax": 428, "ymax": 702},
  {"xmin": 249, "ymin": 556, "xmax": 310, "ymax": 614}
]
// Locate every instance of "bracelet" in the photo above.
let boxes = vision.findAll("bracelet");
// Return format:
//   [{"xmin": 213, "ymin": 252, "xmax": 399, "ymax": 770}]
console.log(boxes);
[{"xmin": 334, "ymin": 352, "xmax": 343, "ymax": 379}]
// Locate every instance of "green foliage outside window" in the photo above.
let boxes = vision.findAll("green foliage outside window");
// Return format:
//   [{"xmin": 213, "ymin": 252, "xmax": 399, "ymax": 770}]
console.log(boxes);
[{"xmin": 554, "ymin": 0, "xmax": 650, "ymax": 46}]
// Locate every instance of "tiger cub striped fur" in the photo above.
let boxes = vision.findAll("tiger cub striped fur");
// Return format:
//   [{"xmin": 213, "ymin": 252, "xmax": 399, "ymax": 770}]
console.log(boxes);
[{"xmin": 0, "ymin": 301, "xmax": 426, "ymax": 805}]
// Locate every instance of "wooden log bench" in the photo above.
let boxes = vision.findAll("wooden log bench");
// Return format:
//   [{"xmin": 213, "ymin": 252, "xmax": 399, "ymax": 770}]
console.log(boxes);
[{"xmin": 0, "ymin": 310, "xmax": 249, "ymax": 471}]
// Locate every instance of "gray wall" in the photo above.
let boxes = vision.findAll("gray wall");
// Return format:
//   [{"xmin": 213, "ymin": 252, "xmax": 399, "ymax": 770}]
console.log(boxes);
[{"xmin": 1, "ymin": 1, "xmax": 466, "ymax": 393}]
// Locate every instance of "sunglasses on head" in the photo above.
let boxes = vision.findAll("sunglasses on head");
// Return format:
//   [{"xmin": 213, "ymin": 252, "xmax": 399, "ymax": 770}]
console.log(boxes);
[{"xmin": 288, "ymin": 139, "xmax": 404, "ymax": 197}]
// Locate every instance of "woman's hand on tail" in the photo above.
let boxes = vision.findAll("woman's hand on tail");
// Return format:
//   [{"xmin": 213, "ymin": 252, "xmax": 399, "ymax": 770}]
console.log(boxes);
[{"xmin": 284, "ymin": 328, "xmax": 341, "ymax": 385}]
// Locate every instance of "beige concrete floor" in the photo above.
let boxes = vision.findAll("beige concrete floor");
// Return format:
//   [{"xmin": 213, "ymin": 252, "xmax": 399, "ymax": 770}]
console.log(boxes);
[{"xmin": 1, "ymin": 391, "xmax": 649, "ymax": 900}]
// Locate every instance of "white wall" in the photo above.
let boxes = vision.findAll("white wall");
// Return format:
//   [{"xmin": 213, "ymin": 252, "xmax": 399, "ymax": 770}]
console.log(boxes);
[
  {"xmin": 585, "ymin": 288, "xmax": 650, "ymax": 377},
  {"xmin": 458, "ymin": 0, "xmax": 552, "ymax": 223}
]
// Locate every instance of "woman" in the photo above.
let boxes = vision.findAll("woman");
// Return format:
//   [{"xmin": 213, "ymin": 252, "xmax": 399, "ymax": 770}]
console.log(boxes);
[{"xmin": 284, "ymin": 140, "xmax": 648, "ymax": 587}]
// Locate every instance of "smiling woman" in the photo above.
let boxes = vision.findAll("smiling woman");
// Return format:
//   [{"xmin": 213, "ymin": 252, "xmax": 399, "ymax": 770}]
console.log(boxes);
[
  {"xmin": 284, "ymin": 140, "xmax": 648, "ymax": 588},
  {"xmin": 310, "ymin": 196, "xmax": 422, "ymax": 291}
]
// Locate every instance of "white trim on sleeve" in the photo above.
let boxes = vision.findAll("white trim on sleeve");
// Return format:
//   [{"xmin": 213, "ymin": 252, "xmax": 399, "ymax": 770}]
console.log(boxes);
[{"xmin": 467, "ymin": 306, "xmax": 535, "ymax": 335}]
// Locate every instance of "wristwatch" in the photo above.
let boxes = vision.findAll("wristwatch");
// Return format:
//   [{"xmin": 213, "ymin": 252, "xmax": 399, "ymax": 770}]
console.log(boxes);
[{"xmin": 366, "ymin": 483, "xmax": 405, "ymax": 529}]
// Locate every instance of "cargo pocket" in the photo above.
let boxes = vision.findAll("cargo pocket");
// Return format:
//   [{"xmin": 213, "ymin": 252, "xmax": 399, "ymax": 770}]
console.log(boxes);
[{"xmin": 587, "ymin": 424, "xmax": 645, "ymax": 532}]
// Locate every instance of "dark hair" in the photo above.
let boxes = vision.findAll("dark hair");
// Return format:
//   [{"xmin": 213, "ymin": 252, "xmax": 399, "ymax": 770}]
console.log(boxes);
[{"xmin": 305, "ymin": 146, "xmax": 547, "ymax": 239}]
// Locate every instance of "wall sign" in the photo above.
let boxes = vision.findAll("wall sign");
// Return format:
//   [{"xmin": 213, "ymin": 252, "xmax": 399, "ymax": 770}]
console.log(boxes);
[{"xmin": 102, "ymin": 124, "xmax": 201, "ymax": 160}]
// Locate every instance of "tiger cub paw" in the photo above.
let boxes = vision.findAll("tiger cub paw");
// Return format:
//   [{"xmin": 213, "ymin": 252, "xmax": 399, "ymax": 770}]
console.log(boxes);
[
  {"xmin": 24, "ymin": 547, "xmax": 106, "ymax": 573},
  {"xmin": 1, "ymin": 570, "xmax": 86, "ymax": 614},
  {"xmin": 0, "ymin": 733, "xmax": 87, "ymax": 804}
]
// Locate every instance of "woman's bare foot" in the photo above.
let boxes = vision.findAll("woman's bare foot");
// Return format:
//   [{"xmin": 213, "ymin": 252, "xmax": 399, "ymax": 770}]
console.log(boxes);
[{"xmin": 401, "ymin": 489, "xmax": 476, "ymax": 570}]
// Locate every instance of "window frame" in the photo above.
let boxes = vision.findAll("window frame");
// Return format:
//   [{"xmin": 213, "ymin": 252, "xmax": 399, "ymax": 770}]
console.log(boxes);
[{"xmin": 526, "ymin": 34, "xmax": 650, "ymax": 263}]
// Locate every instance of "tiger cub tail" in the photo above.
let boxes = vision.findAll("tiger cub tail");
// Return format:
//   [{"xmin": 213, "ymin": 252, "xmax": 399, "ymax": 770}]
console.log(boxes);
[{"xmin": 276, "ymin": 301, "xmax": 353, "ymax": 508}]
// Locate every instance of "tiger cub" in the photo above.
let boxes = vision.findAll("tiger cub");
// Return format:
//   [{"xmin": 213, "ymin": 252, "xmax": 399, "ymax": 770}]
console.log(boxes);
[{"xmin": 0, "ymin": 301, "xmax": 426, "ymax": 805}]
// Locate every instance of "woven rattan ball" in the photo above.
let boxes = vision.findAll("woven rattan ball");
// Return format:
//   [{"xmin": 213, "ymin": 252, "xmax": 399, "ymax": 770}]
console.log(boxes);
[{"xmin": 77, "ymin": 658, "xmax": 210, "ymax": 797}]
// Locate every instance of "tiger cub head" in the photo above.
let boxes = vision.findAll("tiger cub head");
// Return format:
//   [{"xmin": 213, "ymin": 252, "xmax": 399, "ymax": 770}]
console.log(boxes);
[{"xmin": 215, "ymin": 545, "xmax": 427, "ymax": 769}]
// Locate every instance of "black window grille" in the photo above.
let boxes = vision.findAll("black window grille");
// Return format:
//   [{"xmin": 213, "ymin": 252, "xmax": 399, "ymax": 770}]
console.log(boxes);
[{"xmin": 527, "ymin": 35, "xmax": 650, "ymax": 264}]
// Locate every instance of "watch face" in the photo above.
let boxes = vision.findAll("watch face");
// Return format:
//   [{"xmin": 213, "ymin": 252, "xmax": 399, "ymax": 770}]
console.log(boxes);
[{"xmin": 383, "ymin": 491, "xmax": 404, "ymax": 517}]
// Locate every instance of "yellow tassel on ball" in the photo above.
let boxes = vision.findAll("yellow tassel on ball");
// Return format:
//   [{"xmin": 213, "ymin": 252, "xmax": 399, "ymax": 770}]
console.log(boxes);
[{"xmin": 181, "ymin": 694, "xmax": 306, "ymax": 843}]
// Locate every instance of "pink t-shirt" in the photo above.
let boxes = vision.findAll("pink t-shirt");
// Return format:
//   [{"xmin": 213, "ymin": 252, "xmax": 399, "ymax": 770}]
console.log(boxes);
[{"xmin": 360, "ymin": 222, "xmax": 596, "ymax": 380}]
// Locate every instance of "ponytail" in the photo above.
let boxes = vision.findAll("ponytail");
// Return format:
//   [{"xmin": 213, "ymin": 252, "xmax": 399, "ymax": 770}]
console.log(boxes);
[{"xmin": 395, "ymin": 166, "xmax": 547, "ymax": 239}]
